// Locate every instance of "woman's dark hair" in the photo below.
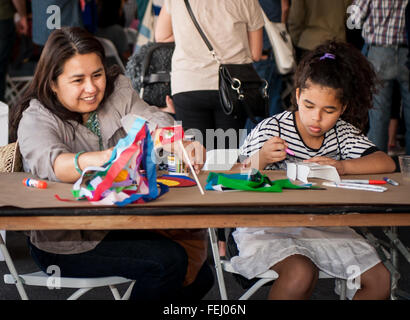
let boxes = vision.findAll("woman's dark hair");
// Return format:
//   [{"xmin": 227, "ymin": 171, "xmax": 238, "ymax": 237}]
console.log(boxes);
[
  {"xmin": 9, "ymin": 27, "xmax": 122, "ymax": 142},
  {"xmin": 290, "ymin": 40, "xmax": 379, "ymax": 133}
]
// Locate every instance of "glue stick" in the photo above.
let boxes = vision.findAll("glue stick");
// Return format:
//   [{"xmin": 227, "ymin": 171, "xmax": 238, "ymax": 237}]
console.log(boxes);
[{"xmin": 22, "ymin": 178, "xmax": 48, "ymax": 189}]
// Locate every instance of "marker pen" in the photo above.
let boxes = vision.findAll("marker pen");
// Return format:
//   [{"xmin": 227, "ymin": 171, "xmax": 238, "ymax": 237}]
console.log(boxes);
[
  {"xmin": 383, "ymin": 177, "xmax": 399, "ymax": 186},
  {"xmin": 341, "ymin": 179, "xmax": 386, "ymax": 185}
]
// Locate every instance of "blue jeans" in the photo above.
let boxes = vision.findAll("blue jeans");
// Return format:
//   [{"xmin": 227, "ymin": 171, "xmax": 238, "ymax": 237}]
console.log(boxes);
[
  {"xmin": 28, "ymin": 230, "xmax": 212, "ymax": 300},
  {"xmin": 0, "ymin": 18, "xmax": 15, "ymax": 101},
  {"xmin": 243, "ymin": 55, "xmax": 283, "ymax": 138},
  {"xmin": 366, "ymin": 46, "xmax": 410, "ymax": 154}
]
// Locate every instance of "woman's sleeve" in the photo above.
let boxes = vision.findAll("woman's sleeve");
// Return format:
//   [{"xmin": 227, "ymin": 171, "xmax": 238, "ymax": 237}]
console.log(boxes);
[
  {"xmin": 17, "ymin": 107, "xmax": 70, "ymax": 182},
  {"xmin": 164, "ymin": 0, "xmax": 171, "ymax": 12},
  {"xmin": 244, "ymin": 0, "xmax": 264, "ymax": 31}
]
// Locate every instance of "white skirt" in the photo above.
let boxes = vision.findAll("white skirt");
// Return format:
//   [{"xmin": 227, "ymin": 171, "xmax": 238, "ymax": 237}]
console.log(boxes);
[{"xmin": 231, "ymin": 226, "xmax": 381, "ymax": 299}]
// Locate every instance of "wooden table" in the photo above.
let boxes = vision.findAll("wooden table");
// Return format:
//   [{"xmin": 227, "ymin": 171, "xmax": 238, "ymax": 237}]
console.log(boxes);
[
  {"xmin": 1, "ymin": 171, "xmax": 410, "ymax": 300},
  {"xmin": 1, "ymin": 171, "xmax": 410, "ymax": 230}
]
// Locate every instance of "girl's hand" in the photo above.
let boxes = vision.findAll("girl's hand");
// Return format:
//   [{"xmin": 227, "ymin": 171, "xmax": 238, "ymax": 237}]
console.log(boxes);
[
  {"xmin": 260, "ymin": 137, "xmax": 288, "ymax": 167},
  {"xmin": 242, "ymin": 137, "xmax": 287, "ymax": 170},
  {"xmin": 303, "ymin": 156, "xmax": 346, "ymax": 175}
]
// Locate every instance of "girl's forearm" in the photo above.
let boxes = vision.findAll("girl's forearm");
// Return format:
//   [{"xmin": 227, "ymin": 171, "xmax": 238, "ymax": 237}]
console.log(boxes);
[{"xmin": 341, "ymin": 151, "xmax": 396, "ymax": 175}]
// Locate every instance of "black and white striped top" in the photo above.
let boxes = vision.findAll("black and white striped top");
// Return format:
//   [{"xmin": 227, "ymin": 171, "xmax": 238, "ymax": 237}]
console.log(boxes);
[{"xmin": 239, "ymin": 111, "xmax": 378, "ymax": 170}]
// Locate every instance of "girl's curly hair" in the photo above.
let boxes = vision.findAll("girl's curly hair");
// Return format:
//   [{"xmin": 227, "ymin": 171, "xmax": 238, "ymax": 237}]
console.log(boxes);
[{"xmin": 290, "ymin": 40, "xmax": 379, "ymax": 133}]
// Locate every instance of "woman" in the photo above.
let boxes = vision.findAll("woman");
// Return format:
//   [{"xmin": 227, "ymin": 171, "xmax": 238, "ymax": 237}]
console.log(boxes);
[
  {"xmin": 9, "ymin": 27, "xmax": 212, "ymax": 300},
  {"xmin": 155, "ymin": 0, "xmax": 264, "ymax": 150}
]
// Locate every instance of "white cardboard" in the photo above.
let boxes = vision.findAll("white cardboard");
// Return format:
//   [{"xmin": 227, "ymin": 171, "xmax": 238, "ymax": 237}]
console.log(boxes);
[{"xmin": 286, "ymin": 162, "xmax": 340, "ymax": 184}]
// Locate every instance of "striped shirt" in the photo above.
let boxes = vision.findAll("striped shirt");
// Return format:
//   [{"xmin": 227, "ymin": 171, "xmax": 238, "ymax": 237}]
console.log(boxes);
[
  {"xmin": 352, "ymin": 0, "xmax": 408, "ymax": 46},
  {"xmin": 239, "ymin": 111, "xmax": 378, "ymax": 170}
]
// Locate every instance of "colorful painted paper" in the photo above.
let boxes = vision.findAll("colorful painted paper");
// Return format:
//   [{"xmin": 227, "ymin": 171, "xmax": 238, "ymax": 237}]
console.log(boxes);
[{"xmin": 70, "ymin": 117, "xmax": 168, "ymax": 206}]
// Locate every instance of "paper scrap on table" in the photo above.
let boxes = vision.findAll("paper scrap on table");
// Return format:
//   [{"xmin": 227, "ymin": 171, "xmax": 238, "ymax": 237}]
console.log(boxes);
[{"xmin": 286, "ymin": 162, "xmax": 340, "ymax": 184}]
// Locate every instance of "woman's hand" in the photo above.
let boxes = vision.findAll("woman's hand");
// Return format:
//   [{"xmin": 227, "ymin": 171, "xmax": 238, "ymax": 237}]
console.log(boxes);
[
  {"xmin": 303, "ymin": 156, "xmax": 346, "ymax": 175},
  {"xmin": 173, "ymin": 140, "xmax": 206, "ymax": 174}
]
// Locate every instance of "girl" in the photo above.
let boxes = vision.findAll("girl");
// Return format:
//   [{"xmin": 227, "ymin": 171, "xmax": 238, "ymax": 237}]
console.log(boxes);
[
  {"xmin": 10, "ymin": 27, "xmax": 212, "ymax": 300},
  {"xmin": 233, "ymin": 41, "xmax": 396, "ymax": 300}
]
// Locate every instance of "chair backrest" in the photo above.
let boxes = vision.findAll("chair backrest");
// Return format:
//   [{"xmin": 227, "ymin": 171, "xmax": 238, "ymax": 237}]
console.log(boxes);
[
  {"xmin": 0, "ymin": 102, "xmax": 22, "ymax": 174},
  {"xmin": 96, "ymin": 36, "xmax": 125, "ymax": 72},
  {"xmin": 0, "ymin": 101, "xmax": 8, "ymax": 147},
  {"xmin": 5, "ymin": 61, "xmax": 36, "ymax": 106},
  {"xmin": 125, "ymin": 27, "xmax": 138, "ymax": 52}
]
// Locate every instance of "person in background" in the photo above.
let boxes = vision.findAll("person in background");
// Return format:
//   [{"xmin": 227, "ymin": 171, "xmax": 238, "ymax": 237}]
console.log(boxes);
[
  {"xmin": 95, "ymin": 0, "xmax": 130, "ymax": 62},
  {"xmin": 407, "ymin": 2, "xmax": 410, "ymax": 73},
  {"xmin": 0, "ymin": 0, "xmax": 28, "ymax": 102},
  {"xmin": 244, "ymin": 0, "xmax": 290, "ymax": 134},
  {"xmin": 155, "ymin": 0, "xmax": 264, "ymax": 257},
  {"xmin": 288, "ymin": 0, "xmax": 352, "ymax": 62},
  {"xmin": 236, "ymin": 41, "xmax": 395, "ymax": 300},
  {"xmin": 352, "ymin": 0, "xmax": 409, "ymax": 155},
  {"xmin": 10, "ymin": 27, "xmax": 213, "ymax": 301},
  {"xmin": 155, "ymin": 0, "xmax": 263, "ymax": 150},
  {"xmin": 31, "ymin": 0, "xmax": 83, "ymax": 48}
]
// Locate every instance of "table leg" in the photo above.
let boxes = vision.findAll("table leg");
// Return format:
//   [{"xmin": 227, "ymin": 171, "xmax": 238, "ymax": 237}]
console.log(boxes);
[{"xmin": 383, "ymin": 226, "xmax": 410, "ymax": 300}]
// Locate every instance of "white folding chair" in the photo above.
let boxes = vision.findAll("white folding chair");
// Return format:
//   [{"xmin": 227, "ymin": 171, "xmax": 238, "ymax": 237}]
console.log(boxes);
[
  {"xmin": 96, "ymin": 37, "xmax": 126, "ymax": 72},
  {"xmin": 0, "ymin": 130, "xmax": 135, "ymax": 300},
  {"xmin": 208, "ymin": 228, "xmax": 347, "ymax": 300},
  {"xmin": 0, "ymin": 234, "xmax": 135, "ymax": 300}
]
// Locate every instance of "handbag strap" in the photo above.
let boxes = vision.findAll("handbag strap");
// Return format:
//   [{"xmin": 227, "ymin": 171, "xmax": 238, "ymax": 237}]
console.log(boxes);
[{"xmin": 184, "ymin": 0, "xmax": 220, "ymax": 63}]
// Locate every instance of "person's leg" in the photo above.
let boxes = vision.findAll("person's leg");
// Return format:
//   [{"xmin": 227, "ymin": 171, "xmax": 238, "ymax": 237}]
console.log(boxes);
[
  {"xmin": 28, "ymin": 230, "xmax": 188, "ymax": 300},
  {"xmin": 173, "ymin": 90, "xmax": 216, "ymax": 150},
  {"xmin": 397, "ymin": 47, "xmax": 410, "ymax": 155},
  {"xmin": 352, "ymin": 262, "xmax": 390, "ymax": 300},
  {"xmin": 212, "ymin": 93, "xmax": 247, "ymax": 150},
  {"xmin": 0, "ymin": 19, "xmax": 15, "ymax": 101},
  {"xmin": 176, "ymin": 261, "xmax": 214, "ymax": 301},
  {"xmin": 367, "ymin": 46, "xmax": 396, "ymax": 152},
  {"xmin": 268, "ymin": 254, "xmax": 319, "ymax": 300}
]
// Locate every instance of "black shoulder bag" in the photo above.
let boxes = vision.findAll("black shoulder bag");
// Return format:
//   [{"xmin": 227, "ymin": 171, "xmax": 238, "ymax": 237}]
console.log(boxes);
[{"xmin": 184, "ymin": 0, "xmax": 269, "ymax": 124}]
